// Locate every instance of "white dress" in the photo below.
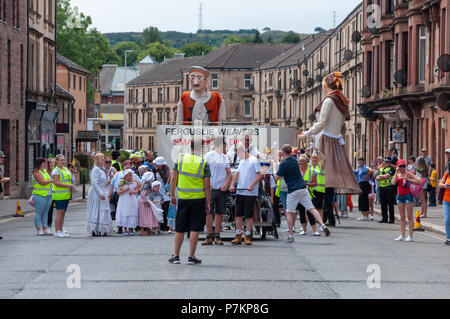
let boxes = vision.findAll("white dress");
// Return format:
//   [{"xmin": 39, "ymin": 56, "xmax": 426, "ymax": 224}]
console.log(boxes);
[
  {"xmin": 115, "ymin": 181, "xmax": 139, "ymax": 228},
  {"xmin": 86, "ymin": 167, "xmax": 113, "ymax": 235}
]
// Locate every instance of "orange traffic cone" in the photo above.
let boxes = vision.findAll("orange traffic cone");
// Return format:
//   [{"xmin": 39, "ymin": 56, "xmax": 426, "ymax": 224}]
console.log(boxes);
[
  {"xmin": 14, "ymin": 200, "xmax": 24, "ymax": 218},
  {"xmin": 413, "ymin": 210, "xmax": 424, "ymax": 232}
]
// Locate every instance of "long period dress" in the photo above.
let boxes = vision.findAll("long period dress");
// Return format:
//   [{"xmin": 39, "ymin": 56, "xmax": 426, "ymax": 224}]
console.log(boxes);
[
  {"xmin": 305, "ymin": 97, "xmax": 361, "ymax": 195},
  {"xmin": 86, "ymin": 167, "xmax": 113, "ymax": 236},
  {"xmin": 115, "ymin": 181, "xmax": 139, "ymax": 228},
  {"xmin": 138, "ymin": 182, "xmax": 159, "ymax": 228}
]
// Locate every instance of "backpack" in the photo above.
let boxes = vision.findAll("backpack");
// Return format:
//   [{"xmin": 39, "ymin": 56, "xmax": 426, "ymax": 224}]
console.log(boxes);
[{"xmin": 408, "ymin": 178, "xmax": 426, "ymax": 197}]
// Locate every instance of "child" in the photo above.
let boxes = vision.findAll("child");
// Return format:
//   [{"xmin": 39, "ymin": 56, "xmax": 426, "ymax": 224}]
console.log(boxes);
[
  {"xmin": 166, "ymin": 183, "xmax": 177, "ymax": 234},
  {"xmin": 138, "ymin": 172, "xmax": 159, "ymax": 236},
  {"xmin": 115, "ymin": 170, "xmax": 140, "ymax": 236},
  {"xmin": 429, "ymin": 163, "xmax": 437, "ymax": 207},
  {"xmin": 149, "ymin": 181, "xmax": 164, "ymax": 234}
]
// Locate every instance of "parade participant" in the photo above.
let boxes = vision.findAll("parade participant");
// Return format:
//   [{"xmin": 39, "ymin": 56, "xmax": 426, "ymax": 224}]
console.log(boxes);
[
  {"xmin": 111, "ymin": 151, "xmax": 123, "ymax": 172},
  {"xmin": 52, "ymin": 155, "xmax": 75, "ymax": 238},
  {"xmin": 105, "ymin": 156, "xmax": 117, "ymax": 179},
  {"xmin": 137, "ymin": 172, "xmax": 159, "ymax": 236},
  {"xmin": 227, "ymin": 135, "xmax": 261, "ymax": 167},
  {"xmin": 137, "ymin": 164, "xmax": 149, "ymax": 179},
  {"xmin": 144, "ymin": 151, "xmax": 155, "ymax": 170},
  {"xmin": 428, "ymin": 163, "xmax": 437, "ymax": 207},
  {"xmin": 439, "ymin": 150, "xmax": 450, "ymax": 246},
  {"xmin": 376, "ymin": 157, "xmax": 396, "ymax": 223},
  {"xmin": 309, "ymin": 154, "xmax": 326, "ymax": 220},
  {"xmin": 153, "ymin": 157, "xmax": 171, "ymax": 231},
  {"xmin": 46, "ymin": 157, "xmax": 56, "ymax": 230},
  {"xmin": 176, "ymin": 66, "xmax": 226, "ymax": 125},
  {"xmin": 86, "ymin": 153, "xmax": 113, "ymax": 237},
  {"xmin": 130, "ymin": 154, "xmax": 143, "ymax": 174},
  {"xmin": 354, "ymin": 158, "xmax": 373, "ymax": 221},
  {"xmin": 0, "ymin": 151, "xmax": 10, "ymax": 200},
  {"xmin": 392, "ymin": 159, "xmax": 423, "ymax": 242},
  {"xmin": 31, "ymin": 158, "xmax": 53, "ymax": 236},
  {"xmin": 297, "ymin": 156, "xmax": 319, "ymax": 236},
  {"xmin": 202, "ymin": 136, "xmax": 232, "ymax": 246},
  {"xmin": 116, "ymin": 169, "xmax": 140, "ymax": 236},
  {"xmin": 375, "ymin": 156, "xmax": 384, "ymax": 204},
  {"xmin": 274, "ymin": 145, "xmax": 330, "ymax": 243},
  {"xmin": 169, "ymin": 138, "xmax": 211, "ymax": 265},
  {"xmin": 299, "ymin": 72, "xmax": 361, "ymax": 195},
  {"xmin": 416, "ymin": 157, "xmax": 429, "ymax": 218},
  {"xmin": 229, "ymin": 144, "xmax": 262, "ymax": 245}
]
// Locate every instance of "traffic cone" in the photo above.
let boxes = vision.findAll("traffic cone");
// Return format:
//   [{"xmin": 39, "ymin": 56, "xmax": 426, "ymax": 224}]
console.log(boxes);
[
  {"xmin": 413, "ymin": 210, "xmax": 424, "ymax": 232},
  {"xmin": 14, "ymin": 200, "xmax": 24, "ymax": 218}
]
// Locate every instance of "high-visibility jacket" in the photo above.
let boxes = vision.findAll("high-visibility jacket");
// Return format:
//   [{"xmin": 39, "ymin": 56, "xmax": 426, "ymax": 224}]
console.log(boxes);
[
  {"xmin": 275, "ymin": 178, "xmax": 281, "ymax": 197},
  {"xmin": 301, "ymin": 165, "xmax": 314, "ymax": 199},
  {"xmin": 32, "ymin": 170, "xmax": 52, "ymax": 197},
  {"xmin": 379, "ymin": 167, "xmax": 394, "ymax": 188},
  {"xmin": 112, "ymin": 160, "xmax": 123, "ymax": 171},
  {"xmin": 308, "ymin": 163, "xmax": 326, "ymax": 193},
  {"xmin": 52, "ymin": 167, "xmax": 72, "ymax": 201},
  {"xmin": 177, "ymin": 153, "xmax": 207, "ymax": 200}
]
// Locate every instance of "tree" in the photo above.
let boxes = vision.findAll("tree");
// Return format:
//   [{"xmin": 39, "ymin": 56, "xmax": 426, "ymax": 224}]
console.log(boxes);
[
  {"xmin": 181, "ymin": 42, "xmax": 214, "ymax": 57},
  {"xmin": 143, "ymin": 26, "xmax": 163, "ymax": 45},
  {"xmin": 281, "ymin": 31, "xmax": 301, "ymax": 43},
  {"xmin": 263, "ymin": 27, "xmax": 271, "ymax": 32},
  {"xmin": 113, "ymin": 42, "xmax": 141, "ymax": 66},
  {"xmin": 266, "ymin": 35, "xmax": 274, "ymax": 44},
  {"xmin": 252, "ymin": 30, "xmax": 264, "ymax": 43},
  {"xmin": 137, "ymin": 42, "xmax": 178, "ymax": 63},
  {"xmin": 223, "ymin": 35, "xmax": 245, "ymax": 45},
  {"xmin": 315, "ymin": 27, "xmax": 326, "ymax": 33}
]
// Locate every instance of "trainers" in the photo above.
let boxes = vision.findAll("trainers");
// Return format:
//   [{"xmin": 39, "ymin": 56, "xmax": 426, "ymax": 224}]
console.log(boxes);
[
  {"xmin": 443, "ymin": 240, "xmax": 450, "ymax": 246},
  {"xmin": 63, "ymin": 228, "xmax": 70, "ymax": 235},
  {"xmin": 187, "ymin": 256, "xmax": 202, "ymax": 265},
  {"xmin": 320, "ymin": 225, "xmax": 330, "ymax": 237},
  {"xmin": 405, "ymin": 235, "xmax": 413, "ymax": 242},
  {"xmin": 168, "ymin": 255, "xmax": 181, "ymax": 264},
  {"xmin": 201, "ymin": 236, "xmax": 214, "ymax": 246},
  {"xmin": 369, "ymin": 216, "xmax": 374, "ymax": 221},
  {"xmin": 244, "ymin": 235, "xmax": 252, "ymax": 245},
  {"xmin": 313, "ymin": 232, "xmax": 321, "ymax": 236},
  {"xmin": 214, "ymin": 236, "xmax": 224, "ymax": 246},
  {"xmin": 357, "ymin": 216, "xmax": 369, "ymax": 221},
  {"xmin": 287, "ymin": 236, "xmax": 294, "ymax": 243},
  {"xmin": 395, "ymin": 235, "xmax": 405, "ymax": 241},
  {"xmin": 231, "ymin": 234, "xmax": 242, "ymax": 245},
  {"xmin": 36, "ymin": 229, "xmax": 44, "ymax": 236},
  {"xmin": 54, "ymin": 231, "xmax": 67, "ymax": 238},
  {"xmin": 299, "ymin": 230, "xmax": 307, "ymax": 236}
]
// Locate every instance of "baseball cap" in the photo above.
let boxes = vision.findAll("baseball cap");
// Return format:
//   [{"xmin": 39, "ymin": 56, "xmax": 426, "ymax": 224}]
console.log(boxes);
[
  {"xmin": 446, "ymin": 149, "xmax": 450, "ymax": 154},
  {"xmin": 384, "ymin": 157, "xmax": 392, "ymax": 162},
  {"xmin": 420, "ymin": 148, "xmax": 427, "ymax": 152},
  {"xmin": 397, "ymin": 159, "xmax": 406, "ymax": 166}
]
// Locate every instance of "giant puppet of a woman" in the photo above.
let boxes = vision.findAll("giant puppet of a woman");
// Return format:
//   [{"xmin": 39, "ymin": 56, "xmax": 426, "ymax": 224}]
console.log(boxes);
[{"xmin": 299, "ymin": 72, "xmax": 361, "ymax": 195}]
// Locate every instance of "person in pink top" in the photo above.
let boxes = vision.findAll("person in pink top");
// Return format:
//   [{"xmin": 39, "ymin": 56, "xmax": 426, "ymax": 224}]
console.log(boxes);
[{"xmin": 391, "ymin": 159, "xmax": 423, "ymax": 242}]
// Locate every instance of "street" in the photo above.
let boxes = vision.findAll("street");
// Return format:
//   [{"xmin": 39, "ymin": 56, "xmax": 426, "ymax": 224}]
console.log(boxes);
[{"xmin": 0, "ymin": 202, "xmax": 449, "ymax": 299}]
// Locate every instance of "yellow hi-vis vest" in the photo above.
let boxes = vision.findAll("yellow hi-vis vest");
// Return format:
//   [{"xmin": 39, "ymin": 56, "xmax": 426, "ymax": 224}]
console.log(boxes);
[
  {"xmin": 112, "ymin": 160, "xmax": 123, "ymax": 171},
  {"xmin": 301, "ymin": 165, "xmax": 314, "ymax": 199},
  {"xmin": 52, "ymin": 167, "xmax": 72, "ymax": 200},
  {"xmin": 275, "ymin": 178, "xmax": 281, "ymax": 197},
  {"xmin": 32, "ymin": 170, "xmax": 52, "ymax": 197},
  {"xmin": 177, "ymin": 153, "xmax": 206, "ymax": 200},
  {"xmin": 379, "ymin": 167, "xmax": 393, "ymax": 188},
  {"xmin": 308, "ymin": 163, "xmax": 326, "ymax": 193}
]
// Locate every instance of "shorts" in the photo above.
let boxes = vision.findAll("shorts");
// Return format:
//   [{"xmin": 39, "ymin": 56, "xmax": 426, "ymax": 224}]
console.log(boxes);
[
  {"xmin": 312, "ymin": 191, "xmax": 325, "ymax": 210},
  {"xmin": 210, "ymin": 190, "xmax": 226, "ymax": 215},
  {"xmin": 175, "ymin": 198, "xmax": 206, "ymax": 233},
  {"xmin": 397, "ymin": 193, "xmax": 414, "ymax": 204},
  {"xmin": 54, "ymin": 200, "xmax": 70, "ymax": 211},
  {"xmin": 286, "ymin": 188, "xmax": 314, "ymax": 213},
  {"xmin": 236, "ymin": 195, "xmax": 257, "ymax": 219}
]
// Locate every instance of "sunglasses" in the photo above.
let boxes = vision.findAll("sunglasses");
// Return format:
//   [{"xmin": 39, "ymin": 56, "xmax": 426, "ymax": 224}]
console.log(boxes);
[
  {"xmin": 105, "ymin": 161, "xmax": 112, "ymax": 164},
  {"xmin": 399, "ymin": 165, "xmax": 406, "ymax": 168}
]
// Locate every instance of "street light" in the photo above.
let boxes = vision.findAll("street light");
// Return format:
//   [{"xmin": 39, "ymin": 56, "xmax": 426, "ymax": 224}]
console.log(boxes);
[{"xmin": 123, "ymin": 49, "xmax": 133, "ymax": 149}]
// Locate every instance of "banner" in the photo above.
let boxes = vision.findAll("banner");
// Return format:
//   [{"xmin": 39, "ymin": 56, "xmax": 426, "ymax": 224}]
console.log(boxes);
[{"xmin": 156, "ymin": 125, "xmax": 299, "ymax": 168}]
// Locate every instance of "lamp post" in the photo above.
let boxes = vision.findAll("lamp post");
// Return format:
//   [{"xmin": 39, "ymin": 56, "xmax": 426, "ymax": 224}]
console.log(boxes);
[{"xmin": 123, "ymin": 49, "xmax": 133, "ymax": 150}]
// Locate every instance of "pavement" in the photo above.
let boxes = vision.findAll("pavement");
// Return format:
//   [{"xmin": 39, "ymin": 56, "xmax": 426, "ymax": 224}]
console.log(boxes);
[
  {"xmin": 349, "ymin": 195, "xmax": 447, "ymax": 237},
  {"xmin": 0, "ymin": 202, "xmax": 448, "ymax": 299},
  {"xmin": 0, "ymin": 185, "xmax": 90, "ymax": 219}
]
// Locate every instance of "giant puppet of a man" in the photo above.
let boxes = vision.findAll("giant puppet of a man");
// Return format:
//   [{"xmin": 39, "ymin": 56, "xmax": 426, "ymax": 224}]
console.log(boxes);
[{"xmin": 176, "ymin": 66, "xmax": 226, "ymax": 126}]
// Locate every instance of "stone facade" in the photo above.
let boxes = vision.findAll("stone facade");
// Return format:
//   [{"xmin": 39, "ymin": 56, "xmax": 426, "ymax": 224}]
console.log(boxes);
[
  {"xmin": 361, "ymin": 0, "xmax": 450, "ymax": 175},
  {"xmin": 0, "ymin": 0, "xmax": 27, "ymax": 198}
]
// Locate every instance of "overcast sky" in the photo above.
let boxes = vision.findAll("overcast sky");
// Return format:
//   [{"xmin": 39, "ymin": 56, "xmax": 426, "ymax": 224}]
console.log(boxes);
[{"xmin": 70, "ymin": 0, "xmax": 362, "ymax": 34}]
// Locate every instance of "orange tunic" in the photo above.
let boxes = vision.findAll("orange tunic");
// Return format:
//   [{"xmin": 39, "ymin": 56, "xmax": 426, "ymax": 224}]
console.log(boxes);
[{"xmin": 180, "ymin": 91, "xmax": 222, "ymax": 126}]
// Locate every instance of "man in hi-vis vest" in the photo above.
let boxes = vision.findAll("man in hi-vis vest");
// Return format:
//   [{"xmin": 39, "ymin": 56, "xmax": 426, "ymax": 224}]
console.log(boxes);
[
  {"xmin": 169, "ymin": 138, "xmax": 211, "ymax": 265},
  {"xmin": 176, "ymin": 66, "xmax": 226, "ymax": 125}
]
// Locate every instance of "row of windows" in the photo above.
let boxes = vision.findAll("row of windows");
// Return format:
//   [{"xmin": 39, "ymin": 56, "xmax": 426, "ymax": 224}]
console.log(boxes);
[
  {"xmin": 68, "ymin": 73, "xmax": 86, "ymax": 92},
  {"xmin": 0, "ymin": 39, "xmax": 25, "ymax": 106},
  {"xmin": 0, "ymin": 0, "xmax": 21, "ymax": 28},
  {"xmin": 127, "ymin": 108, "xmax": 178, "ymax": 129},
  {"xmin": 128, "ymin": 87, "xmax": 181, "ymax": 104},
  {"xmin": 29, "ymin": 0, "xmax": 54, "ymax": 22},
  {"xmin": 128, "ymin": 136, "xmax": 154, "ymax": 151}
]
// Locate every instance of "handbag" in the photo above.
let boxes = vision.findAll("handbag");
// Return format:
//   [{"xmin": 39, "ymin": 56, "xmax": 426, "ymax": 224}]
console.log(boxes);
[
  {"xmin": 438, "ymin": 187, "xmax": 445, "ymax": 202},
  {"xmin": 409, "ymin": 178, "xmax": 426, "ymax": 197},
  {"xmin": 28, "ymin": 195, "xmax": 35, "ymax": 207}
]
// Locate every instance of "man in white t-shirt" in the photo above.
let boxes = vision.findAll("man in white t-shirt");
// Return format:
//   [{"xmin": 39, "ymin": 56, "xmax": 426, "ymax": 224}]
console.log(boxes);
[
  {"xmin": 227, "ymin": 135, "xmax": 261, "ymax": 167},
  {"xmin": 229, "ymin": 144, "xmax": 262, "ymax": 245},
  {"xmin": 202, "ymin": 136, "xmax": 232, "ymax": 246}
]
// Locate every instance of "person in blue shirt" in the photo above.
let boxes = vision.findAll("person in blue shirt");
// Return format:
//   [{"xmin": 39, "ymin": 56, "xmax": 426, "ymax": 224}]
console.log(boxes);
[
  {"xmin": 274, "ymin": 144, "xmax": 330, "ymax": 242},
  {"xmin": 354, "ymin": 158, "xmax": 373, "ymax": 221}
]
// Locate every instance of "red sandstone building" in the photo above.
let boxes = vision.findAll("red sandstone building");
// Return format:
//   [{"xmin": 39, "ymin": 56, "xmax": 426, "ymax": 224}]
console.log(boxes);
[
  {"xmin": 361, "ymin": 0, "xmax": 450, "ymax": 174},
  {"xmin": 0, "ymin": 0, "xmax": 27, "ymax": 198}
]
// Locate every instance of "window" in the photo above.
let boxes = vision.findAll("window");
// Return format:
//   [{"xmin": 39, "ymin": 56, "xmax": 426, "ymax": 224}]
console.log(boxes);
[
  {"xmin": 128, "ymin": 113, "xmax": 133, "ymax": 128},
  {"xmin": 173, "ymin": 107, "xmax": 177, "ymax": 122},
  {"xmin": 135, "ymin": 111, "xmax": 138, "ymax": 128},
  {"xmin": 244, "ymin": 74, "xmax": 252, "ymax": 89},
  {"xmin": 386, "ymin": 0, "xmax": 394, "ymax": 14},
  {"xmin": 148, "ymin": 88, "xmax": 152, "ymax": 103},
  {"xmin": 244, "ymin": 101, "xmax": 252, "ymax": 117},
  {"xmin": 7, "ymin": 39, "xmax": 11, "ymax": 105},
  {"xmin": 136, "ymin": 137, "xmax": 139, "ymax": 150},
  {"xmin": 79, "ymin": 109, "xmax": 82, "ymax": 123},
  {"xmin": 388, "ymin": 41, "xmax": 394, "ymax": 88},
  {"xmin": 20, "ymin": 44, "xmax": 24, "ymax": 105},
  {"xmin": 175, "ymin": 87, "xmax": 180, "ymax": 101},
  {"xmin": 158, "ymin": 88, "xmax": 163, "ymax": 102},
  {"xmin": 418, "ymin": 26, "xmax": 426, "ymax": 83},
  {"xmin": 135, "ymin": 89, "xmax": 138, "ymax": 104},
  {"xmin": 149, "ymin": 136, "xmax": 154, "ymax": 151},
  {"xmin": 68, "ymin": 73, "xmax": 70, "ymax": 89},
  {"xmin": 148, "ymin": 111, "xmax": 153, "ymax": 128},
  {"xmin": 167, "ymin": 87, "xmax": 170, "ymax": 102},
  {"xmin": 157, "ymin": 109, "xmax": 163, "ymax": 125},
  {"xmin": 142, "ymin": 111, "xmax": 145, "ymax": 128},
  {"xmin": 211, "ymin": 74, "xmax": 218, "ymax": 89},
  {"xmin": 142, "ymin": 89, "xmax": 145, "ymax": 103}
]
